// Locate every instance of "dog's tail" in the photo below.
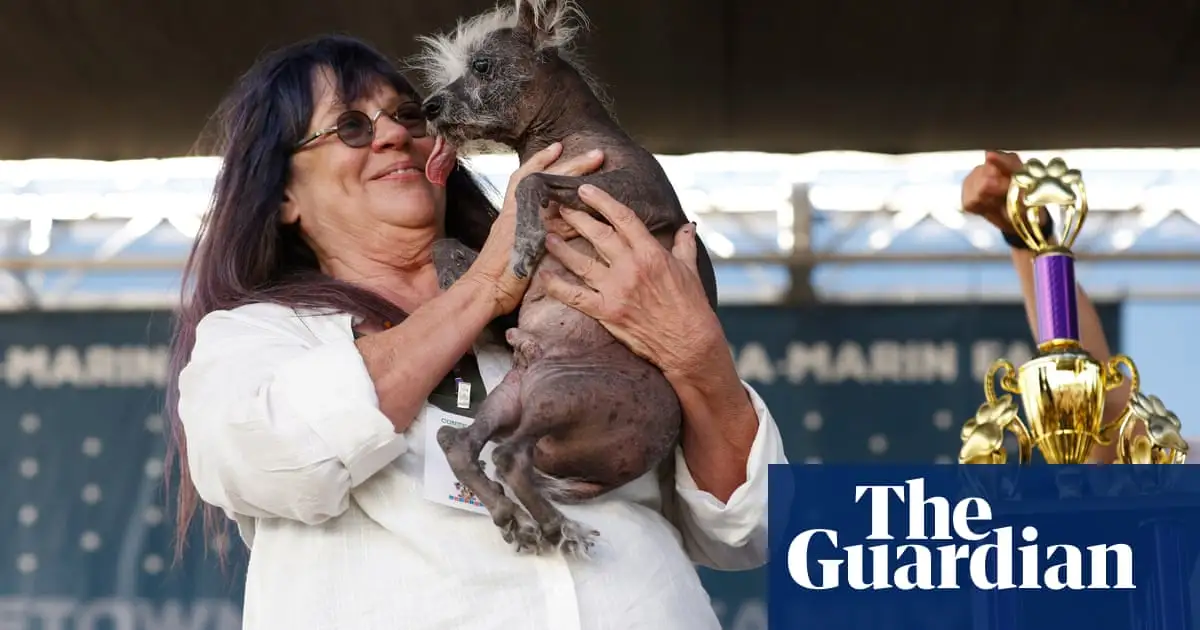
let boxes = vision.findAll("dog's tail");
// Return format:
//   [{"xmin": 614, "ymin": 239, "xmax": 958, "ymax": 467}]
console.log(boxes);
[{"xmin": 532, "ymin": 470, "xmax": 607, "ymax": 504}]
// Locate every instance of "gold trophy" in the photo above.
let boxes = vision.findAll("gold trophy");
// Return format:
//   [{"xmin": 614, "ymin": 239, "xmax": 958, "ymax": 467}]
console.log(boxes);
[{"xmin": 958, "ymin": 158, "xmax": 1188, "ymax": 466}]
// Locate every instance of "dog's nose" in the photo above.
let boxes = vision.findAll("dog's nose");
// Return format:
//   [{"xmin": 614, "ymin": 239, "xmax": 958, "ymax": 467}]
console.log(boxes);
[{"xmin": 422, "ymin": 96, "xmax": 444, "ymax": 120}]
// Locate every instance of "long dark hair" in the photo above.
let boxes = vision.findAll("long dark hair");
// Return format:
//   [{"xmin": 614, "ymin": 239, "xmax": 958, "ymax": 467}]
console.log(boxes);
[{"xmin": 164, "ymin": 34, "xmax": 498, "ymax": 559}]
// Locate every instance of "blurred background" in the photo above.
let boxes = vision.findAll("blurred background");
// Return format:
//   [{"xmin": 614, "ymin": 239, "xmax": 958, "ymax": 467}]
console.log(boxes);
[{"xmin": 3, "ymin": 1, "xmax": 1200, "ymax": 628}]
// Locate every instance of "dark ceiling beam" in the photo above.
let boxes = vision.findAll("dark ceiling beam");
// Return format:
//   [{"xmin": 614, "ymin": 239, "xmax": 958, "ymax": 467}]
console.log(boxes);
[{"xmin": 2, "ymin": 0, "xmax": 1200, "ymax": 160}]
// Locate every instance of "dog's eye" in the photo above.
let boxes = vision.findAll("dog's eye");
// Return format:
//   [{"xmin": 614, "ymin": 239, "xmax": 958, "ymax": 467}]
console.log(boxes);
[{"xmin": 471, "ymin": 58, "xmax": 491, "ymax": 74}]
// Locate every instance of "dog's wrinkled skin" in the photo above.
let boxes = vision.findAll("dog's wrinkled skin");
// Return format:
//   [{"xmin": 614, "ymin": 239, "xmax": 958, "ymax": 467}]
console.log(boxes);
[{"xmin": 410, "ymin": 0, "xmax": 719, "ymax": 557}]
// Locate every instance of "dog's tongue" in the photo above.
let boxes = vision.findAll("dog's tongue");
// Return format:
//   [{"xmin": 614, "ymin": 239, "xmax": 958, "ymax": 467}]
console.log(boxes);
[{"xmin": 425, "ymin": 136, "xmax": 456, "ymax": 187}]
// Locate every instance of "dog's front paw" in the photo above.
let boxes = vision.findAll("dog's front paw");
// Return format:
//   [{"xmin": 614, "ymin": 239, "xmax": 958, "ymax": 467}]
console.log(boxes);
[
  {"xmin": 432, "ymin": 240, "xmax": 478, "ymax": 290},
  {"xmin": 510, "ymin": 247, "xmax": 537, "ymax": 280}
]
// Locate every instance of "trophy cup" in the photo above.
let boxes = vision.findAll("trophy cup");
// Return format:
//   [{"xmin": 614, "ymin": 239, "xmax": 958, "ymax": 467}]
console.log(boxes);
[{"xmin": 957, "ymin": 157, "xmax": 1189, "ymax": 467}]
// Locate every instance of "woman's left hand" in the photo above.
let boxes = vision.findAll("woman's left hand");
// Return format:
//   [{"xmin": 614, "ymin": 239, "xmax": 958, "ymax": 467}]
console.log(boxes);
[{"xmin": 539, "ymin": 184, "xmax": 724, "ymax": 379}]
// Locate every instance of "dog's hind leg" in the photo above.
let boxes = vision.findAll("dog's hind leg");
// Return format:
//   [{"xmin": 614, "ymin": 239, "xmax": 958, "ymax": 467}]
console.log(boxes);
[
  {"xmin": 530, "ymin": 473, "xmax": 608, "ymax": 504},
  {"xmin": 492, "ymin": 434, "xmax": 599, "ymax": 558},
  {"xmin": 436, "ymin": 371, "xmax": 542, "ymax": 552}
]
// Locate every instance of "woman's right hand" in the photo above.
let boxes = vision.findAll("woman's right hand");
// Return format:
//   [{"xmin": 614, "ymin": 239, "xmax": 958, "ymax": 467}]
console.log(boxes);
[
  {"xmin": 961, "ymin": 150, "xmax": 1025, "ymax": 234},
  {"xmin": 467, "ymin": 142, "xmax": 605, "ymax": 316}
]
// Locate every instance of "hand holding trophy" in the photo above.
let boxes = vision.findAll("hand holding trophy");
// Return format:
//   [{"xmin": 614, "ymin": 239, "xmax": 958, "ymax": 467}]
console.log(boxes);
[{"xmin": 959, "ymin": 157, "xmax": 1187, "ymax": 466}]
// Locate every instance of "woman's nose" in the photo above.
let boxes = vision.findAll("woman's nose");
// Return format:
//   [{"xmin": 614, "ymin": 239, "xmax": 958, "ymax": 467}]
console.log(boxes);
[{"xmin": 371, "ymin": 115, "xmax": 412, "ymax": 150}]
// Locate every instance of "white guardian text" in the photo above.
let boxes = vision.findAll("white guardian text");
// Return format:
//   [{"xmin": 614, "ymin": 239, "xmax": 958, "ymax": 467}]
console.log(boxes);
[{"xmin": 786, "ymin": 478, "xmax": 1135, "ymax": 591}]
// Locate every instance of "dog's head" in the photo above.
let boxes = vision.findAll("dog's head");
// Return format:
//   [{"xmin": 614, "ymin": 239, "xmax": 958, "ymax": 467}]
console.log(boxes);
[{"xmin": 408, "ymin": 0, "xmax": 590, "ymax": 150}]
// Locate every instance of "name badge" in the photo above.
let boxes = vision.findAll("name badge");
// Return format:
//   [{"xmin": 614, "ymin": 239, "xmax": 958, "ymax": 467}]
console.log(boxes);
[
  {"xmin": 455, "ymin": 378, "xmax": 471, "ymax": 409},
  {"xmin": 422, "ymin": 407, "xmax": 496, "ymax": 515}
]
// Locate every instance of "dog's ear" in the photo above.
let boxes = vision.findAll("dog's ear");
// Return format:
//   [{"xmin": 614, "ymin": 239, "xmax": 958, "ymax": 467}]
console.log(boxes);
[
  {"xmin": 515, "ymin": 0, "xmax": 539, "ymax": 35},
  {"xmin": 515, "ymin": 0, "xmax": 565, "ymax": 48}
]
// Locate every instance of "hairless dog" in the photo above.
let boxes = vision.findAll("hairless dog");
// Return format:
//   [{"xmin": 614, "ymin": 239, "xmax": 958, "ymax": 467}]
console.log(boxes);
[{"xmin": 411, "ymin": 0, "xmax": 719, "ymax": 557}]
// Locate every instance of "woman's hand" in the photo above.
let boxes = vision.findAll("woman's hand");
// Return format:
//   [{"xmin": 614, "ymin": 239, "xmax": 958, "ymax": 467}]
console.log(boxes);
[
  {"xmin": 541, "ymin": 184, "xmax": 758, "ymax": 500},
  {"xmin": 539, "ymin": 184, "xmax": 724, "ymax": 379},
  {"xmin": 961, "ymin": 150, "xmax": 1026, "ymax": 233},
  {"xmin": 467, "ymin": 143, "xmax": 604, "ymax": 316}
]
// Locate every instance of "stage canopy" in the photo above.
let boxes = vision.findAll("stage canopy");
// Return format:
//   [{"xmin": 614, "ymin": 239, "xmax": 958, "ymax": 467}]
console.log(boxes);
[{"xmin": 2, "ymin": 0, "xmax": 1200, "ymax": 160}]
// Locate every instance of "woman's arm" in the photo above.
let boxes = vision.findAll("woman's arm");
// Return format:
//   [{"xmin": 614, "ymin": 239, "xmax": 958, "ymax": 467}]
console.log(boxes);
[
  {"xmin": 666, "ymin": 354, "xmax": 788, "ymax": 571},
  {"xmin": 663, "ymin": 318, "xmax": 760, "ymax": 501},
  {"xmin": 179, "ymin": 303, "xmax": 411, "ymax": 524},
  {"xmin": 355, "ymin": 277, "xmax": 496, "ymax": 430},
  {"xmin": 357, "ymin": 144, "xmax": 605, "ymax": 430}
]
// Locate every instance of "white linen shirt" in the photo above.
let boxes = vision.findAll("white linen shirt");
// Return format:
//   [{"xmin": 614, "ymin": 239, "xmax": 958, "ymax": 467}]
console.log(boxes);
[{"xmin": 177, "ymin": 302, "xmax": 789, "ymax": 630}]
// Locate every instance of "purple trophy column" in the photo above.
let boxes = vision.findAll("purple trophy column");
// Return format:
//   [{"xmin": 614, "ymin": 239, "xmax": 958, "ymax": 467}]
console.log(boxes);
[{"xmin": 1033, "ymin": 252, "xmax": 1079, "ymax": 344}]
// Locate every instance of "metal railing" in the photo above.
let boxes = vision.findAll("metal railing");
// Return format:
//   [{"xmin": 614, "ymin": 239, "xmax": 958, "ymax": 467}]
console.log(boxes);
[{"xmin": 4, "ymin": 151, "xmax": 1200, "ymax": 307}]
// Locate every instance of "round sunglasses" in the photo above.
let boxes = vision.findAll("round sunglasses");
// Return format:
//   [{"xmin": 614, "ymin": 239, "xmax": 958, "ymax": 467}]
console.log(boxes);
[{"xmin": 294, "ymin": 103, "xmax": 427, "ymax": 150}]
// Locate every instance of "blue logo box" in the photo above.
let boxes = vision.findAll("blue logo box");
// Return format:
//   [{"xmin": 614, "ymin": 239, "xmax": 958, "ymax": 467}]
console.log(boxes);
[{"xmin": 766, "ymin": 464, "xmax": 1200, "ymax": 630}]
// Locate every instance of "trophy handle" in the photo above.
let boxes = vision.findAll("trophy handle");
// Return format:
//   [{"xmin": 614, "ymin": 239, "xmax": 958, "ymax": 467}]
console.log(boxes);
[
  {"xmin": 984, "ymin": 359, "xmax": 1020, "ymax": 404},
  {"xmin": 1098, "ymin": 354, "xmax": 1140, "ymax": 451},
  {"xmin": 982, "ymin": 360, "xmax": 1032, "ymax": 464},
  {"xmin": 1103, "ymin": 354, "xmax": 1140, "ymax": 393}
]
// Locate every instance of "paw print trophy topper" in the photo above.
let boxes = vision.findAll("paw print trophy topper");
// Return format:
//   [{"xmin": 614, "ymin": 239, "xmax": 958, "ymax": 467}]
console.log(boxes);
[
  {"xmin": 1006, "ymin": 158, "xmax": 1088, "ymax": 254},
  {"xmin": 958, "ymin": 157, "xmax": 1187, "ymax": 465}
]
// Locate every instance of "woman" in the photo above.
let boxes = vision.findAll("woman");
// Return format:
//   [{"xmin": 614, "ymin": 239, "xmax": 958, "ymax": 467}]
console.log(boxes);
[
  {"xmin": 168, "ymin": 34, "xmax": 786, "ymax": 630},
  {"xmin": 961, "ymin": 150, "xmax": 1132, "ymax": 463}
]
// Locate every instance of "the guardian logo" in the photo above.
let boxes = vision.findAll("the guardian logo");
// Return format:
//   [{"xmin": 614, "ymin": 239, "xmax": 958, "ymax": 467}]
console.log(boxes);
[{"xmin": 787, "ymin": 478, "xmax": 1135, "ymax": 591}]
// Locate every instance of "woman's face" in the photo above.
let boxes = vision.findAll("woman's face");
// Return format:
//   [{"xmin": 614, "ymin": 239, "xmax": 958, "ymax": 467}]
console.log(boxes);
[{"xmin": 283, "ymin": 67, "xmax": 448, "ymax": 256}]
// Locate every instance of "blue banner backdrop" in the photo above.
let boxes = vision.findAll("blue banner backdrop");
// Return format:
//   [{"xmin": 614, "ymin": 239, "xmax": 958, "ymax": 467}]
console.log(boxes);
[
  {"xmin": 0, "ymin": 303, "xmax": 1122, "ymax": 629},
  {"xmin": 0, "ymin": 310, "xmax": 245, "ymax": 629},
  {"xmin": 767, "ymin": 464, "xmax": 1200, "ymax": 630}
]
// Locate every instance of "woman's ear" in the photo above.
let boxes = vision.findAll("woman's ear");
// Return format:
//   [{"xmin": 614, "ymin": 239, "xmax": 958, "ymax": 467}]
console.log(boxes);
[{"xmin": 280, "ymin": 190, "xmax": 300, "ymax": 225}]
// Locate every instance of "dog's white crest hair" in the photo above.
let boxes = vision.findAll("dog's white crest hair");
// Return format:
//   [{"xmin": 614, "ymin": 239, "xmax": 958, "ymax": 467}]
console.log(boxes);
[{"xmin": 407, "ymin": 0, "xmax": 591, "ymax": 91}]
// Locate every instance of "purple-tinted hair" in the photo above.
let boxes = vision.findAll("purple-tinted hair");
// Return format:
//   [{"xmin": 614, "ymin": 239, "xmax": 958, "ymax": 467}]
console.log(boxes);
[{"xmin": 164, "ymin": 34, "xmax": 499, "ymax": 560}]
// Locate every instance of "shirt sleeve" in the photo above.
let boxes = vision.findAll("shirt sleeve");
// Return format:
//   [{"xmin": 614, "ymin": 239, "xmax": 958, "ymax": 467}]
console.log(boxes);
[
  {"xmin": 177, "ymin": 304, "xmax": 407, "ymax": 525},
  {"xmin": 670, "ymin": 381, "xmax": 788, "ymax": 570}
]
